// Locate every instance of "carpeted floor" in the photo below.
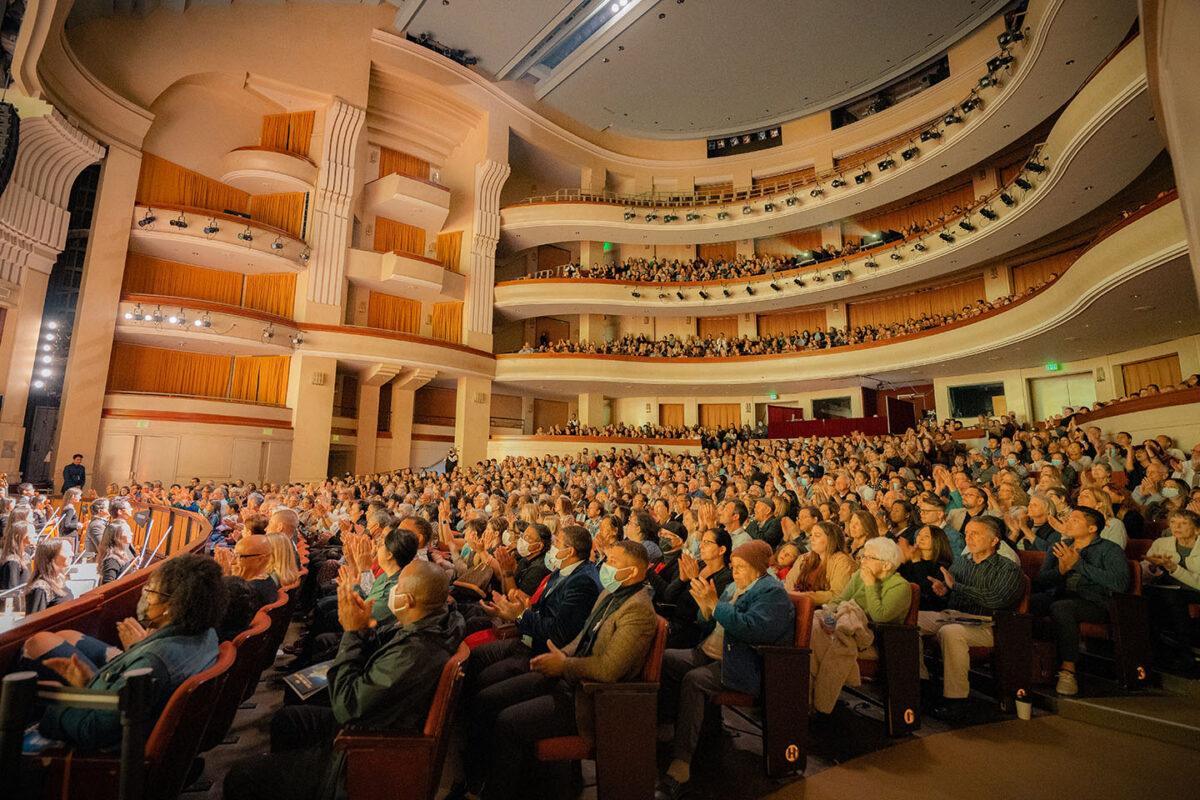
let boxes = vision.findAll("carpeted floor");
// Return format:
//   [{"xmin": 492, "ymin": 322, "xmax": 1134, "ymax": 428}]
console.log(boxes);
[{"xmin": 771, "ymin": 715, "xmax": 1196, "ymax": 800}]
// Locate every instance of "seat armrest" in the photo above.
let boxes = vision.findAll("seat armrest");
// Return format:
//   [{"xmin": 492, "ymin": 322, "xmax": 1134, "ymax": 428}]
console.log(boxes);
[{"xmin": 492, "ymin": 623, "xmax": 519, "ymax": 640}]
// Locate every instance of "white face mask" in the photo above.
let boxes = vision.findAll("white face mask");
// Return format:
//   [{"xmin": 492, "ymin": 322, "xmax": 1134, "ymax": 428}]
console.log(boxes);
[
  {"xmin": 502, "ymin": 530, "xmax": 514, "ymax": 547},
  {"xmin": 388, "ymin": 585, "xmax": 412, "ymax": 618},
  {"xmin": 516, "ymin": 538, "xmax": 532, "ymax": 558}
]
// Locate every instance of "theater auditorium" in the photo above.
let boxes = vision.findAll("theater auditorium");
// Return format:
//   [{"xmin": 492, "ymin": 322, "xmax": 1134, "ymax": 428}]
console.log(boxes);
[{"xmin": 0, "ymin": 0, "xmax": 1198, "ymax": 798}]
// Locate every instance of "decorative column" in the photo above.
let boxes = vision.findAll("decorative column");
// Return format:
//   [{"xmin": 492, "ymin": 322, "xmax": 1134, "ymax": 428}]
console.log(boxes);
[
  {"xmin": 577, "ymin": 393, "xmax": 608, "ymax": 427},
  {"xmin": 454, "ymin": 375, "xmax": 492, "ymax": 468},
  {"xmin": 302, "ymin": 98, "xmax": 365, "ymax": 323},
  {"xmin": 0, "ymin": 110, "xmax": 104, "ymax": 479},
  {"xmin": 354, "ymin": 363, "xmax": 400, "ymax": 475},
  {"xmin": 287, "ymin": 355, "xmax": 338, "ymax": 483},
  {"xmin": 462, "ymin": 158, "xmax": 511, "ymax": 351},
  {"xmin": 382, "ymin": 368, "xmax": 435, "ymax": 472}
]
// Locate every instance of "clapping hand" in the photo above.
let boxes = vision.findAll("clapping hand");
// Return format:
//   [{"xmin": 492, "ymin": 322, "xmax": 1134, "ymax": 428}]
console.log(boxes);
[
  {"xmin": 689, "ymin": 577, "xmax": 719, "ymax": 620},
  {"xmin": 1052, "ymin": 541, "xmax": 1080, "ymax": 573},
  {"xmin": 678, "ymin": 550, "xmax": 700, "ymax": 581},
  {"xmin": 529, "ymin": 641, "xmax": 568, "ymax": 677},
  {"xmin": 927, "ymin": 567, "xmax": 955, "ymax": 597},
  {"xmin": 336, "ymin": 577, "xmax": 376, "ymax": 632},
  {"xmin": 214, "ymin": 546, "xmax": 235, "ymax": 576},
  {"xmin": 116, "ymin": 617, "xmax": 149, "ymax": 650}
]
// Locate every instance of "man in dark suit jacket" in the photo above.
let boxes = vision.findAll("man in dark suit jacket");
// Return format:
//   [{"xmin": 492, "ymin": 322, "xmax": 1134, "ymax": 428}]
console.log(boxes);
[
  {"xmin": 656, "ymin": 540, "xmax": 794, "ymax": 799},
  {"xmin": 744, "ymin": 498, "xmax": 783, "ymax": 548}
]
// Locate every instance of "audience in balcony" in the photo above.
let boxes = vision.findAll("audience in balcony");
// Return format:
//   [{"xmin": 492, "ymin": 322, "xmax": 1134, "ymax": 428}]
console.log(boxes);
[{"xmin": 520, "ymin": 276, "xmax": 1059, "ymax": 361}]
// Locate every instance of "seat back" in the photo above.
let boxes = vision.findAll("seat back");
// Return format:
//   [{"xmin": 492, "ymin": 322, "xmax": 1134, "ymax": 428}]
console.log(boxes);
[
  {"xmin": 640, "ymin": 616, "xmax": 669, "ymax": 683},
  {"xmin": 1018, "ymin": 550, "xmax": 1045, "ymax": 582},
  {"xmin": 145, "ymin": 641, "xmax": 235, "ymax": 798},
  {"xmin": 201, "ymin": 612, "xmax": 273, "ymax": 751},
  {"xmin": 1016, "ymin": 574, "xmax": 1031, "ymax": 615},
  {"xmin": 258, "ymin": 588, "xmax": 291, "ymax": 672},
  {"xmin": 904, "ymin": 582, "xmax": 920, "ymax": 626},
  {"xmin": 1125, "ymin": 539, "xmax": 1153, "ymax": 561},
  {"xmin": 788, "ymin": 592, "xmax": 814, "ymax": 647},
  {"xmin": 1127, "ymin": 559, "xmax": 1142, "ymax": 596},
  {"xmin": 421, "ymin": 641, "xmax": 471, "ymax": 800}
]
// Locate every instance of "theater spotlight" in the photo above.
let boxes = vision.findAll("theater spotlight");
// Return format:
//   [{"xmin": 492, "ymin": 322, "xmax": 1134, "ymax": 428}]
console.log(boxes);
[
  {"xmin": 167, "ymin": 308, "xmax": 187, "ymax": 326},
  {"xmin": 999, "ymin": 192, "xmax": 1016, "ymax": 207},
  {"xmin": 890, "ymin": 251, "xmax": 903, "ymax": 261},
  {"xmin": 978, "ymin": 75, "xmax": 997, "ymax": 89},
  {"xmin": 663, "ymin": 213, "xmax": 678, "ymax": 223},
  {"xmin": 1014, "ymin": 177, "xmax": 1033, "ymax": 191},
  {"xmin": 675, "ymin": 291, "xmax": 685, "ymax": 300},
  {"xmin": 271, "ymin": 237, "xmax": 285, "ymax": 251},
  {"xmin": 149, "ymin": 306, "xmax": 164, "ymax": 324},
  {"xmin": 698, "ymin": 290, "xmax": 710, "ymax": 300},
  {"xmin": 290, "ymin": 333, "xmax": 305, "ymax": 346},
  {"xmin": 722, "ymin": 288, "xmax": 732, "ymax": 297},
  {"xmin": 864, "ymin": 259, "xmax": 878, "ymax": 269},
  {"xmin": 998, "ymin": 29, "xmax": 1024, "ymax": 47},
  {"xmin": 631, "ymin": 290, "xmax": 642, "ymax": 298},
  {"xmin": 194, "ymin": 312, "xmax": 213, "ymax": 329},
  {"xmin": 238, "ymin": 226, "xmax": 254, "ymax": 242},
  {"xmin": 920, "ymin": 129, "xmax": 942, "ymax": 142},
  {"xmin": 742, "ymin": 205, "xmax": 753, "ymax": 215},
  {"xmin": 830, "ymin": 177, "xmax": 847, "ymax": 188},
  {"xmin": 763, "ymin": 202, "xmax": 775, "ymax": 212},
  {"xmin": 987, "ymin": 53, "xmax": 1014, "ymax": 73},
  {"xmin": 300, "ymin": 248, "xmax": 312, "ymax": 264},
  {"xmin": 854, "ymin": 170, "xmax": 871, "ymax": 185},
  {"xmin": 784, "ymin": 196, "xmax": 798, "ymax": 207},
  {"xmin": 809, "ymin": 187, "xmax": 824, "ymax": 198},
  {"xmin": 943, "ymin": 112, "xmax": 962, "ymax": 126},
  {"xmin": 644, "ymin": 211, "xmax": 658, "ymax": 222},
  {"xmin": 769, "ymin": 282, "xmax": 781, "ymax": 292},
  {"xmin": 203, "ymin": 218, "xmax": 220, "ymax": 236},
  {"xmin": 980, "ymin": 207, "xmax": 999, "ymax": 221},
  {"xmin": 811, "ymin": 273, "xmax": 825, "ymax": 283},
  {"xmin": 877, "ymin": 157, "xmax": 895, "ymax": 171},
  {"xmin": 901, "ymin": 146, "xmax": 919, "ymax": 161},
  {"xmin": 961, "ymin": 96, "xmax": 982, "ymax": 114},
  {"xmin": 658, "ymin": 293, "xmax": 668, "ymax": 301},
  {"xmin": 137, "ymin": 209, "xmax": 157, "ymax": 227},
  {"xmin": 913, "ymin": 241, "xmax": 927, "ymax": 252},
  {"xmin": 623, "ymin": 210, "xmax": 636, "ymax": 221},
  {"xmin": 793, "ymin": 277, "xmax": 806, "ymax": 288},
  {"xmin": 939, "ymin": 231, "xmax": 955, "ymax": 243},
  {"xmin": 262, "ymin": 324, "xmax": 275, "ymax": 341},
  {"xmin": 958, "ymin": 220, "xmax": 976, "ymax": 232},
  {"xmin": 686, "ymin": 211, "xmax": 701, "ymax": 221},
  {"xmin": 169, "ymin": 212, "xmax": 188, "ymax": 229},
  {"xmin": 1025, "ymin": 160, "xmax": 1047, "ymax": 173},
  {"xmin": 125, "ymin": 303, "xmax": 143, "ymax": 321},
  {"xmin": 717, "ymin": 210, "xmax": 730, "ymax": 220},
  {"xmin": 745, "ymin": 285, "xmax": 755, "ymax": 296}
]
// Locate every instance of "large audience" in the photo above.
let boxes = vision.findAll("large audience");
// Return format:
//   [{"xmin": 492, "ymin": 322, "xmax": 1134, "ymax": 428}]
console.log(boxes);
[
  {"xmin": 518, "ymin": 273, "xmax": 1060, "ymax": 359},
  {"xmin": 3, "ymin": 411, "xmax": 1199, "ymax": 800}
]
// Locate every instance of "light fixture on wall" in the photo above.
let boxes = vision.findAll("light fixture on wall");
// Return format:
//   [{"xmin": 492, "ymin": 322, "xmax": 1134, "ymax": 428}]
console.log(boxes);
[
  {"xmin": 124, "ymin": 303, "xmax": 143, "ymax": 321},
  {"xmin": 271, "ymin": 237, "xmax": 285, "ymax": 251},
  {"xmin": 943, "ymin": 111, "xmax": 962, "ymax": 126},
  {"xmin": 809, "ymin": 187, "xmax": 824, "ymax": 198},
  {"xmin": 685, "ymin": 211, "xmax": 700, "ymax": 221},
  {"xmin": 784, "ymin": 195, "xmax": 798, "ymax": 207},
  {"xmin": 830, "ymin": 177, "xmax": 847, "ymax": 188},
  {"xmin": 939, "ymin": 231, "xmax": 955, "ymax": 243},
  {"xmin": 854, "ymin": 170, "xmax": 871, "ymax": 185},
  {"xmin": 769, "ymin": 282, "xmax": 781, "ymax": 292},
  {"xmin": 262, "ymin": 323, "xmax": 275, "ymax": 341},
  {"xmin": 644, "ymin": 211, "xmax": 658, "ymax": 222},
  {"xmin": 167, "ymin": 308, "xmax": 187, "ymax": 326},
  {"xmin": 763, "ymin": 202, "xmax": 775, "ymax": 212},
  {"xmin": 958, "ymin": 219, "xmax": 976, "ymax": 232},
  {"xmin": 149, "ymin": 305, "xmax": 164, "ymax": 325},
  {"xmin": 742, "ymin": 205, "xmax": 752, "ymax": 215},
  {"xmin": 999, "ymin": 192, "xmax": 1016, "ymax": 207},
  {"xmin": 901, "ymin": 146, "xmax": 919, "ymax": 161},
  {"xmin": 698, "ymin": 290, "xmax": 710, "ymax": 300},
  {"xmin": 1014, "ymin": 176, "xmax": 1033, "ymax": 191},
  {"xmin": 194, "ymin": 311, "xmax": 212, "ymax": 328},
  {"xmin": 203, "ymin": 218, "xmax": 220, "ymax": 235},
  {"xmin": 793, "ymin": 277, "xmax": 805, "ymax": 287},
  {"xmin": 913, "ymin": 241, "xmax": 927, "ymax": 252},
  {"xmin": 1025, "ymin": 159, "xmax": 1047, "ymax": 173},
  {"xmin": 716, "ymin": 209, "xmax": 730, "ymax": 220},
  {"xmin": 137, "ymin": 209, "xmax": 157, "ymax": 227},
  {"xmin": 238, "ymin": 226, "xmax": 254, "ymax": 242},
  {"xmin": 877, "ymin": 156, "xmax": 895, "ymax": 171},
  {"xmin": 290, "ymin": 333, "xmax": 304, "ymax": 347},
  {"xmin": 980, "ymin": 207, "xmax": 998, "ymax": 221},
  {"xmin": 890, "ymin": 249, "xmax": 903, "ymax": 261},
  {"xmin": 623, "ymin": 209, "xmax": 636, "ymax": 221},
  {"xmin": 722, "ymin": 287, "xmax": 732, "ymax": 297},
  {"xmin": 169, "ymin": 212, "xmax": 188, "ymax": 229},
  {"xmin": 299, "ymin": 248, "xmax": 311, "ymax": 264},
  {"xmin": 744, "ymin": 285, "xmax": 755, "ymax": 296},
  {"xmin": 920, "ymin": 129, "xmax": 941, "ymax": 142}
]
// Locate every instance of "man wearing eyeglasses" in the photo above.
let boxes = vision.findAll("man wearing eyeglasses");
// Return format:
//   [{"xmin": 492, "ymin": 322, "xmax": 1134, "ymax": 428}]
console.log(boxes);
[{"xmin": 216, "ymin": 534, "xmax": 276, "ymax": 608}]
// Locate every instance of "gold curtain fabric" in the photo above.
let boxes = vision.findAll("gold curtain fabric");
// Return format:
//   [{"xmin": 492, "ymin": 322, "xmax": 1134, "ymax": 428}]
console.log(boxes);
[
  {"xmin": 379, "ymin": 147, "xmax": 432, "ymax": 181},
  {"xmin": 260, "ymin": 111, "xmax": 316, "ymax": 157},
  {"xmin": 847, "ymin": 277, "xmax": 986, "ymax": 329},
  {"xmin": 697, "ymin": 242, "xmax": 737, "ymax": 262},
  {"xmin": 757, "ymin": 308, "xmax": 828, "ymax": 337},
  {"xmin": 137, "ymin": 154, "xmax": 250, "ymax": 216},
  {"xmin": 1121, "ymin": 355, "xmax": 1182, "ymax": 396},
  {"xmin": 755, "ymin": 228, "xmax": 822, "ymax": 257},
  {"xmin": 367, "ymin": 292, "xmax": 422, "ymax": 333},
  {"xmin": 431, "ymin": 302, "xmax": 463, "ymax": 343},
  {"xmin": 243, "ymin": 273, "xmax": 297, "ymax": 318},
  {"xmin": 436, "ymin": 231, "xmax": 463, "ymax": 272},
  {"xmin": 106, "ymin": 342, "xmax": 231, "ymax": 399},
  {"xmin": 121, "ymin": 253, "xmax": 243, "ymax": 305},
  {"xmin": 248, "ymin": 192, "xmax": 306, "ymax": 239},
  {"xmin": 374, "ymin": 217, "xmax": 426, "ymax": 256},
  {"xmin": 1012, "ymin": 247, "xmax": 1082, "ymax": 294},
  {"xmin": 853, "ymin": 180, "xmax": 976, "ymax": 235},
  {"xmin": 699, "ymin": 403, "xmax": 741, "ymax": 429},
  {"xmin": 697, "ymin": 315, "xmax": 739, "ymax": 340},
  {"xmin": 658, "ymin": 403, "xmax": 685, "ymax": 428},
  {"xmin": 230, "ymin": 356, "xmax": 291, "ymax": 405}
]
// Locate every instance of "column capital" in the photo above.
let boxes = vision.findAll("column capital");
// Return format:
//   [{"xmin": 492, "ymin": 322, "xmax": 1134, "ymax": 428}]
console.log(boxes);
[
  {"xmin": 359, "ymin": 363, "xmax": 401, "ymax": 387},
  {"xmin": 395, "ymin": 367, "xmax": 437, "ymax": 392}
]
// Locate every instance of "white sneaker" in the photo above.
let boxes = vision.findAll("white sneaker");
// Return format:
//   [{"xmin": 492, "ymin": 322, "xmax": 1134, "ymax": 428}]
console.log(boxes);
[{"xmin": 1055, "ymin": 670, "xmax": 1078, "ymax": 696}]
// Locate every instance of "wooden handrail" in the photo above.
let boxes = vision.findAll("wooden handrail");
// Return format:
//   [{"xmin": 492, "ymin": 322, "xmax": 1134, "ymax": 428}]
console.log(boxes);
[
  {"xmin": 1067, "ymin": 386, "xmax": 1200, "ymax": 425},
  {"xmin": 102, "ymin": 408, "xmax": 294, "ymax": 430},
  {"xmin": 134, "ymin": 203, "xmax": 305, "ymax": 244},
  {"xmin": 489, "ymin": 434, "xmax": 702, "ymax": 447},
  {"xmin": 297, "ymin": 323, "xmax": 496, "ymax": 360}
]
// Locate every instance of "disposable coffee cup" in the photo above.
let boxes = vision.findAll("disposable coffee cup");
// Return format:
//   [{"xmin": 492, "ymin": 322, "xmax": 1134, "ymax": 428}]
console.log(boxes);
[{"xmin": 1015, "ymin": 699, "xmax": 1032, "ymax": 720}]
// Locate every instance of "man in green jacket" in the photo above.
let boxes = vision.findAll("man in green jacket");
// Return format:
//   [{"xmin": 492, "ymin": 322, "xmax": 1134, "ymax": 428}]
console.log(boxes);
[{"xmin": 223, "ymin": 559, "xmax": 465, "ymax": 800}]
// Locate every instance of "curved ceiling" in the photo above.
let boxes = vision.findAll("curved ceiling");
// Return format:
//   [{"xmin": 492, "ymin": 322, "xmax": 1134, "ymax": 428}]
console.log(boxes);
[{"xmin": 398, "ymin": 0, "xmax": 1010, "ymax": 139}]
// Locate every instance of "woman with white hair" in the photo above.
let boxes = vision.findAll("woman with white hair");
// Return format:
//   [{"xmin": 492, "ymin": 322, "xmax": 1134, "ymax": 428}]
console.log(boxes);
[{"xmin": 808, "ymin": 536, "xmax": 914, "ymax": 715}]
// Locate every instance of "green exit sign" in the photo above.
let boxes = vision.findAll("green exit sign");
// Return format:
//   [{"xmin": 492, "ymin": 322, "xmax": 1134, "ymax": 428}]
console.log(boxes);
[
  {"xmin": 602, "ymin": 241, "xmax": 613, "ymax": 252},
  {"xmin": 1045, "ymin": 362, "xmax": 1061, "ymax": 372},
  {"xmin": 768, "ymin": 392, "xmax": 779, "ymax": 401}
]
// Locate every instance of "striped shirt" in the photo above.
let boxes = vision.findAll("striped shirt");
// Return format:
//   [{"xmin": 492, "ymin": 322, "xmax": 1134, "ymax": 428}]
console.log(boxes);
[{"xmin": 946, "ymin": 552, "xmax": 1024, "ymax": 617}]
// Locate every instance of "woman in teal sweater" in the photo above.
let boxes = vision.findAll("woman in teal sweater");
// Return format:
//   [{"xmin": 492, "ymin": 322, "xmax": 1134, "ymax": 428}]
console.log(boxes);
[{"xmin": 809, "ymin": 536, "xmax": 912, "ymax": 713}]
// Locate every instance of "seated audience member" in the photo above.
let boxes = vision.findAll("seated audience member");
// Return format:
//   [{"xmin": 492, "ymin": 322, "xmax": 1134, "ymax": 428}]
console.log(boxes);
[
  {"xmin": 845, "ymin": 510, "xmax": 880, "ymax": 561},
  {"xmin": 1, "ymin": 518, "xmax": 34, "ymax": 591},
  {"xmin": 506, "ymin": 522, "xmax": 553, "ymax": 596},
  {"xmin": 216, "ymin": 533, "xmax": 277, "ymax": 608},
  {"xmin": 95, "ymin": 519, "xmax": 136, "ymax": 584},
  {"xmin": 899, "ymin": 524, "xmax": 954, "ymax": 612},
  {"xmin": 1031, "ymin": 507, "xmax": 1130, "ymax": 695},
  {"xmin": 659, "ymin": 529, "xmax": 734, "ymax": 648},
  {"xmin": 626, "ymin": 511, "xmax": 664, "ymax": 564},
  {"xmin": 745, "ymin": 498, "xmax": 783, "ymax": 548},
  {"xmin": 474, "ymin": 540, "xmax": 657, "ymax": 800},
  {"xmin": 656, "ymin": 540, "xmax": 795, "ymax": 799},
  {"xmin": 267, "ymin": 531, "xmax": 301, "ymax": 587},
  {"xmin": 919, "ymin": 517, "xmax": 1025, "ymax": 719},
  {"xmin": 771, "ymin": 541, "xmax": 802, "ymax": 582},
  {"xmin": 472, "ymin": 524, "xmax": 601, "ymax": 687},
  {"xmin": 1142, "ymin": 509, "xmax": 1200, "ymax": 673},
  {"xmin": 218, "ymin": 576, "xmax": 260, "ymax": 642},
  {"xmin": 223, "ymin": 560, "xmax": 464, "ymax": 800},
  {"xmin": 25, "ymin": 540, "xmax": 74, "ymax": 614},
  {"xmin": 1008, "ymin": 492, "xmax": 1061, "ymax": 552},
  {"xmin": 1077, "ymin": 487, "xmax": 1128, "ymax": 548},
  {"xmin": 786, "ymin": 521, "xmax": 856, "ymax": 601},
  {"xmin": 20, "ymin": 554, "xmax": 225, "ymax": 749},
  {"xmin": 808, "ymin": 537, "xmax": 912, "ymax": 717},
  {"xmin": 721, "ymin": 500, "xmax": 752, "ymax": 548},
  {"xmin": 82, "ymin": 498, "xmax": 111, "ymax": 557}
]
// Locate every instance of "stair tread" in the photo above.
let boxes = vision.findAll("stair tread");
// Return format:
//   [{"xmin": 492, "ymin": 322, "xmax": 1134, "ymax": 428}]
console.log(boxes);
[{"xmin": 1062, "ymin": 694, "xmax": 1200, "ymax": 730}]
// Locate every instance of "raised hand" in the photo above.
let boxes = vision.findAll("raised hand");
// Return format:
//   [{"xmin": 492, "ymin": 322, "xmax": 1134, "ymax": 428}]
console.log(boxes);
[
  {"xmin": 116, "ymin": 617, "xmax": 149, "ymax": 650},
  {"xmin": 337, "ymin": 578, "xmax": 376, "ymax": 631}
]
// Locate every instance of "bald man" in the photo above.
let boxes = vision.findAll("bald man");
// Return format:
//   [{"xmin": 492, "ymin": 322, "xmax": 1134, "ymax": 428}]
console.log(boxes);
[
  {"xmin": 221, "ymin": 534, "xmax": 276, "ymax": 609},
  {"xmin": 223, "ymin": 560, "xmax": 466, "ymax": 800}
]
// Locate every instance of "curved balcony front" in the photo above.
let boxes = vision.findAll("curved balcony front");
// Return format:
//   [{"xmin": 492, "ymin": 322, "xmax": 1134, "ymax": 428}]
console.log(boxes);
[
  {"xmin": 362, "ymin": 172, "xmax": 451, "ymax": 233},
  {"xmin": 128, "ymin": 204, "xmax": 309, "ymax": 274},
  {"xmin": 219, "ymin": 146, "xmax": 318, "ymax": 194},
  {"xmin": 346, "ymin": 248, "xmax": 466, "ymax": 303},
  {"xmin": 495, "ymin": 40, "xmax": 1158, "ymax": 319},
  {"xmin": 494, "ymin": 198, "xmax": 1192, "ymax": 395},
  {"xmin": 498, "ymin": 0, "xmax": 1138, "ymax": 251},
  {"xmin": 116, "ymin": 297, "xmax": 300, "ymax": 356}
]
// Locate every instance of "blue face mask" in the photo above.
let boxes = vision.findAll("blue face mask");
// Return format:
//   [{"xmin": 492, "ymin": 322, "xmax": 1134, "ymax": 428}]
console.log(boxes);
[
  {"xmin": 1052, "ymin": 458, "xmax": 1063, "ymax": 467},
  {"xmin": 460, "ymin": 545, "xmax": 473, "ymax": 561},
  {"xmin": 598, "ymin": 562, "xmax": 630, "ymax": 592},
  {"xmin": 689, "ymin": 536, "xmax": 702, "ymax": 558},
  {"xmin": 1007, "ymin": 456, "xmax": 1017, "ymax": 465}
]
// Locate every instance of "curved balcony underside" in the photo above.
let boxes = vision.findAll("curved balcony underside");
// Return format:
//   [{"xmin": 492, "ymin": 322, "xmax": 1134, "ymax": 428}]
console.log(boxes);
[
  {"xmin": 494, "ymin": 200, "xmax": 1195, "ymax": 397},
  {"xmin": 128, "ymin": 204, "xmax": 308, "ymax": 274},
  {"xmin": 499, "ymin": 0, "xmax": 1139, "ymax": 252},
  {"xmin": 495, "ymin": 43, "xmax": 1158, "ymax": 320}
]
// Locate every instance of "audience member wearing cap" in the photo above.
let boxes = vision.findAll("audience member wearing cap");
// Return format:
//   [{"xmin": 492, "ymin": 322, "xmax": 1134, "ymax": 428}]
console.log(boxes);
[
  {"xmin": 655, "ymin": 539, "xmax": 794, "ymax": 800},
  {"xmin": 808, "ymin": 536, "xmax": 912, "ymax": 716}
]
